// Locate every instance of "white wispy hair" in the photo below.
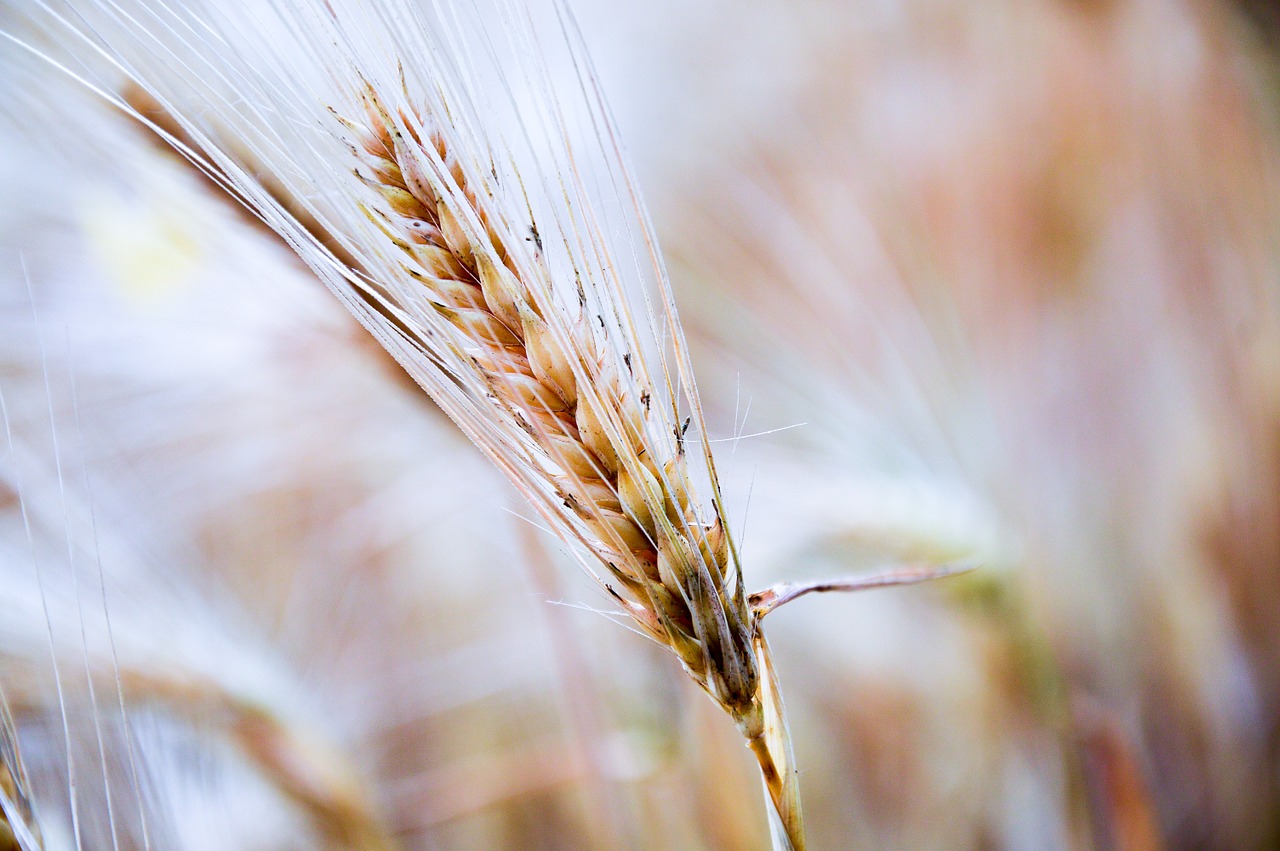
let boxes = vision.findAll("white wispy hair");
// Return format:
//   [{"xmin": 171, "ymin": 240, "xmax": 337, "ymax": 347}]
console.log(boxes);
[
  {"xmin": 0, "ymin": 61, "xmax": 416, "ymax": 851},
  {"xmin": 0, "ymin": 251, "xmax": 408, "ymax": 844},
  {"xmin": 9, "ymin": 0, "xmax": 729, "ymax": 573},
  {"xmin": 0, "ymin": 416, "xmax": 366, "ymax": 849}
]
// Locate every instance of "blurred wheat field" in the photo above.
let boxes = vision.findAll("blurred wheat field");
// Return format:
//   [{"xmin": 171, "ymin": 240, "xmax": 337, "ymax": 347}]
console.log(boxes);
[{"xmin": 1, "ymin": 0, "xmax": 1279, "ymax": 849}]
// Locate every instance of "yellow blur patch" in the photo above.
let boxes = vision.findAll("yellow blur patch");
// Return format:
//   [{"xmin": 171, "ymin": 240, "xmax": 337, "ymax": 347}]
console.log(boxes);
[{"xmin": 80, "ymin": 176, "xmax": 206, "ymax": 303}]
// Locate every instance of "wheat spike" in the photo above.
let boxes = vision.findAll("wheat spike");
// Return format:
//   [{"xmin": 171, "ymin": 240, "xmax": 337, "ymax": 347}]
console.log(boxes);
[
  {"xmin": 349, "ymin": 84, "xmax": 771, "ymax": 744},
  {"xmin": 342, "ymin": 86, "xmax": 809, "ymax": 843}
]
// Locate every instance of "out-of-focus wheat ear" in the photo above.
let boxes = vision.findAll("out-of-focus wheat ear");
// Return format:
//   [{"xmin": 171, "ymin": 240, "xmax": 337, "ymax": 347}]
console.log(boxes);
[
  {"xmin": 162, "ymin": 684, "xmax": 395, "ymax": 849},
  {"xmin": 0, "ymin": 434, "xmax": 394, "ymax": 849},
  {"xmin": 0, "ymin": 690, "xmax": 42, "ymax": 850},
  {"xmin": 229, "ymin": 702, "xmax": 396, "ymax": 851},
  {"xmin": 0, "ymin": 600, "xmax": 397, "ymax": 851}
]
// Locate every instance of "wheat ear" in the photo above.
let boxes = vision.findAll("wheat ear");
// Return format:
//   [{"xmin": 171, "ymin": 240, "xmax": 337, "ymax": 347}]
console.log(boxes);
[
  {"xmin": 0, "ymin": 667, "xmax": 394, "ymax": 850},
  {"xmin": 345, "ymin": 89, "xmax": 803, "ymax": 846}
]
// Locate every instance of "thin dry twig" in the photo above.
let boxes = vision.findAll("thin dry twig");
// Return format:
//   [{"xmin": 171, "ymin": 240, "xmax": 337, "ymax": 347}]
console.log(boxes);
[{"xmin": 750, "ymin": 562, "xmax": 977, "ymax": 619}]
